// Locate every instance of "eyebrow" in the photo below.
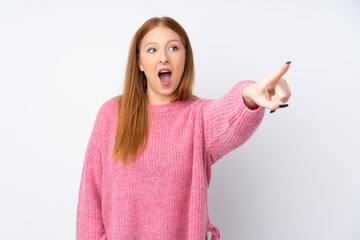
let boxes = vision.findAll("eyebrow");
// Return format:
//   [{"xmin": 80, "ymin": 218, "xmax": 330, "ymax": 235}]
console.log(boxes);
[{"xmin": 144, "ymin": 39, "xmax": 181, "ymax": 48}]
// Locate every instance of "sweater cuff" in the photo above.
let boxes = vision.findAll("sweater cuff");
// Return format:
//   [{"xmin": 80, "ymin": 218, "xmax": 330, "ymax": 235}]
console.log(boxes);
[{"xmin": 227, "ymin": 80, "xmax": 265, "ymax": 125}]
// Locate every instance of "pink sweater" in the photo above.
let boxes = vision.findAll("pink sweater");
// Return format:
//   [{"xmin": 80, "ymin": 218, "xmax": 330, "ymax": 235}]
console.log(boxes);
[{"xmin": 76, "ymin": 80, "xmax": 265, "ymax": 240}]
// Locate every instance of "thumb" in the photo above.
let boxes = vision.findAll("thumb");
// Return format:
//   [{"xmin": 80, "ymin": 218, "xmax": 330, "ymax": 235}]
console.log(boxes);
[{"xmin": 258, "ymin": 96, "xmax": 284, "ymax": 111}]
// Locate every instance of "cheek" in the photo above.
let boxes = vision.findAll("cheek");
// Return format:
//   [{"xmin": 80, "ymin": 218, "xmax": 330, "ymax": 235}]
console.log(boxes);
[
  {"xmin": 140, "ymin": 54, "xmax": 154, "ymax": 68},
  {"xmin": 175, "ymin": 54, "xmax": 186, "ymax": 74}
]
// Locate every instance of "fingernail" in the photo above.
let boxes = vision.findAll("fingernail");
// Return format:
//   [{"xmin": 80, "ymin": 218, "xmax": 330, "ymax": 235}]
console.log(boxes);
[
  {"xmin": 285, "ymin": 61, "xmax": 291, "ymax": 64},
  {"xmin": 279, "ymin": 104, "xmax": 289, "ymax": 108},
  {"xmin": 270, "ymin": 110, "xmax": 276, "ymax": 113}
]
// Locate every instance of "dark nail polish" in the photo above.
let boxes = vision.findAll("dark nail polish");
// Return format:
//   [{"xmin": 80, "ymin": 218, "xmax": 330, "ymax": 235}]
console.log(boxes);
[
  {"xmin": 279, "ymin": 104, "xmax": 289, "ymax": 108},
  {"xmin": 285, "ymin": 61, "xmax": 291, "ymax": 64},
  {"xmin": 270, "ymin": 110, "xmax": 276, "ymax": 113}
]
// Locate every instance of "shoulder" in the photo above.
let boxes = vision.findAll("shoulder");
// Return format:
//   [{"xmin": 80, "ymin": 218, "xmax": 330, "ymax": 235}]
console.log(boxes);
[
  {"xmin": 98, "ymin": 96, "xmax": 119, "ymax": 114},
  {"xmin": 102, "ymin": 95, "xmax": 119, "ymax": 109},
  {"xmin": 182, "ymin": 97, "xmax": 214, "ymax": 117},
  {"xmin": 93, "ymin": 96, "xmax": 119, "ymax": 125}
]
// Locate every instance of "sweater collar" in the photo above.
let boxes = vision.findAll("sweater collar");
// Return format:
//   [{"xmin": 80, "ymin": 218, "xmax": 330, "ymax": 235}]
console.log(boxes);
[{"xmin": 146, "ymin": 98, "xmax": 196, "ymax": 113}]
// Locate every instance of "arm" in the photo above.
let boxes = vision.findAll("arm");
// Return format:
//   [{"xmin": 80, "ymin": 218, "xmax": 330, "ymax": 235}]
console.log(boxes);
[
  {"xmin": 202, "ymin": 62, "xmax": 292, "ymax": 165},
  {"xmin": 76, "ymin": 103, "xmax": 107, "ymax": 240},
  {"xmin": 202, "ymin": 80, "xmax": 265, "ymax": 165}
]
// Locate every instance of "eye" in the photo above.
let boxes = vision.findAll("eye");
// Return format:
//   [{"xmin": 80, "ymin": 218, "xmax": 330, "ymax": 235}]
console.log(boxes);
[
  {"xmin": 170, "ymin": 46, "xmax": 179, "ymax": 51},
  {"xmin": 147, "ymin": 48, "xmax": 156, "ymax": 53}
]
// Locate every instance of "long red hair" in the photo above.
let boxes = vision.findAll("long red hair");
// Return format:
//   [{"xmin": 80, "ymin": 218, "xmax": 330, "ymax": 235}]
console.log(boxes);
[{"xmin": 110, "ymin": 16, "xmax": 199, "ymax": 165}]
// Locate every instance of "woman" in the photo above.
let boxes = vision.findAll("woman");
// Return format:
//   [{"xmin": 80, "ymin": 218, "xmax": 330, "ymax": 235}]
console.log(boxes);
[{"xmin": 76, "ymin": 16, "xmax": 291, "ymax": 240}]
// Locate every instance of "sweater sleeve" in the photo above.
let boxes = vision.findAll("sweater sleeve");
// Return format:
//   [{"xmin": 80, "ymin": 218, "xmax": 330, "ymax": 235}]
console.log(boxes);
[
  {"xmin": 202, "ymin": 80, "xmax": 266, "ymax": 165},
  {"xmin": 76, "ymin": 102, "xmax": 107, "ymax": 240}
]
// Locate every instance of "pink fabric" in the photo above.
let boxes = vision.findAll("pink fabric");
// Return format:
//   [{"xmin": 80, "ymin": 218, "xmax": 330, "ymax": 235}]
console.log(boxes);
[{"xmin": 76, "ymin": 80, "xmax": 265, "ymax": 240}]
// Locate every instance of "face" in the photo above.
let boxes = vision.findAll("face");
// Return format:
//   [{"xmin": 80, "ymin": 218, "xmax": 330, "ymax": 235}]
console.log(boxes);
[{"xmin": 138, "ymin": 26, "xmax": 186, "ymax": 105}]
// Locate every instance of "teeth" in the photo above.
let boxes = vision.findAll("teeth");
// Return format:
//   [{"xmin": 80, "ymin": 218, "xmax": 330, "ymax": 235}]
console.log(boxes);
[{"xmin": 159, "ymin": 70, "xmax": 170, "ymax": 74}]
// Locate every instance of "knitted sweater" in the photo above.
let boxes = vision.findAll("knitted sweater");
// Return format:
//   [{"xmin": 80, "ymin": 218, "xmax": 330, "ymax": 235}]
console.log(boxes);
[{"xmin": 76, "ymin": 80, "xmax": 265, "ymax": 240}]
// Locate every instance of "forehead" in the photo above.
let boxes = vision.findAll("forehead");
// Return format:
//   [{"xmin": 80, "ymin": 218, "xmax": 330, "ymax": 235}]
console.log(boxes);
[{"xmin": 141, "ymin": 26, "xmax": 182, "ymax": 46}]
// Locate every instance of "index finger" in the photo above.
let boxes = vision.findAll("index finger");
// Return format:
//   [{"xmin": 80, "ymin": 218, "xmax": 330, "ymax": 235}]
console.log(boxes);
[{"xmin": 268, "ymin": 61, "xmax": 291, "ymax": 83}]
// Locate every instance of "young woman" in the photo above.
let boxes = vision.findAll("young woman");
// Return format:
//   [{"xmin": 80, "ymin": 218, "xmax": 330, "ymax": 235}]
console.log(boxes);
[{"xmin": 76, "ymin": 16, "xmax": 291, "ymax": 240}]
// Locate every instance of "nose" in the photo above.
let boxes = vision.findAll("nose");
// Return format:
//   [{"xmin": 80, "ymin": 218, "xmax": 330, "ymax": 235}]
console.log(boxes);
[{"xmin": 159, "ymin": 51, "xmax": 169, "ymax": 64}]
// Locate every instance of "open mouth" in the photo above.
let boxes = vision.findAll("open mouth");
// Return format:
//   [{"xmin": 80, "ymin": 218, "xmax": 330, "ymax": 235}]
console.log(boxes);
[{"xmin": 158, "ymin": 70, "xmax": 172, "ymax": 82}]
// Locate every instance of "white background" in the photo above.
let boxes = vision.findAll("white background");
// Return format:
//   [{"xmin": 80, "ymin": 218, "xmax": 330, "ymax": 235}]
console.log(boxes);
[{"xmin": 0, "ymin": 0, "xmax": 359, "ymax": 239}]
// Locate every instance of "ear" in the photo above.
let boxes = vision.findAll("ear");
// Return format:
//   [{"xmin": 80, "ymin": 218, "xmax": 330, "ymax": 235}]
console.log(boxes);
[{"xmin": 138, "ymin": 60, "xmax": 143, "ymax": 72}]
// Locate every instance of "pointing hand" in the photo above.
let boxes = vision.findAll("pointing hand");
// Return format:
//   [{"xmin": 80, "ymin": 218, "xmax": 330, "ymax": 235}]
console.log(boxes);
[{"xmin": 242, "ymin": 61, "xmax": 292, "ymax": 113}]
